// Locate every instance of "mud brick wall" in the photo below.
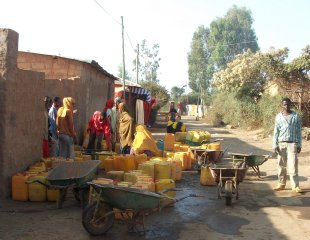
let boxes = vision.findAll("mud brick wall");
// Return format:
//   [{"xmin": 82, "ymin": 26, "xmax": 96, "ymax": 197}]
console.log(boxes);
[
  {"xmin": 0, "ymin": 29, "xmax": 44, "ymax": 199},
  {"xmin": 17, "ymin": 52, "xmax": 115, "ymax": 143}
]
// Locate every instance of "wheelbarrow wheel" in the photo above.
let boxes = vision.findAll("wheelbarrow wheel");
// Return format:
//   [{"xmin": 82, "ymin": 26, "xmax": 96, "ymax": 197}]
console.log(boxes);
[
  {"xmin": 82, "ymin": 202, "xmax": 114, "ymax": 235},
  {"xmin": 224, "ymin": 180, "xmax": 233, "ymax": 206}
]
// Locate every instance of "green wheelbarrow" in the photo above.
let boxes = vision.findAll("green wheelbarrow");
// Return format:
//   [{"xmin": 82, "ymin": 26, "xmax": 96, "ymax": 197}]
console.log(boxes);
[
  {"xmin": 27, "ymin": 160, "xmax": 100, "ymax": 208},
  {"xmin": 82, "ymin": 183, "xmax": 201, "ymax": 236},
  {"xmin": 228, "ymin": 152, "xmax": 270, "ymax": 178}
]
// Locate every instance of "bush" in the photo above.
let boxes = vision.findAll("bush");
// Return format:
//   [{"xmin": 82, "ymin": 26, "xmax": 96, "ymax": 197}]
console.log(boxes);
[{"xmin": 208, "ymin": 91, "xmax": 284, "ymax": 132}]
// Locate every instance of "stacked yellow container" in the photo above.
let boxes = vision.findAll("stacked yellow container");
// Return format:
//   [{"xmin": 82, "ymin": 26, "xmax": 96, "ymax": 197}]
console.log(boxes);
[
  {"xmin": 12, "ymin": 173, "xmax": 30, "ymax": 201},
  {"xmin": 174, "ymin": 152, "xmax": 188, "ymax": 170},
  {"xmin": 154, "ymin": 162, "xmax": 171, "ymax": 180},
  {"xmin": 98, "ymin": 155, "xmax": 110, "ymax": 170},
  {"xmin": 103, "ymin": 156, "xmax": 115, "ymax": 172},
  {"xmin": 167, "ymin": 159, "xmax": 182, "ymax": 181},
  {"xmin": 114, "ymin": 155, "xmax": 125, "ymax": 171},
  {"xmin": 107, "ymin": 171, "xmax": 124, "ymax": 182},
  {"xmin": 164, "ymin": 133, "xmax": 175, "ymax": 151},
  {"xmin": 124, "ymin": 155, "xmax": 135, "ymax": 172},
  {"xmin": 155, "ymin": 179, "xmax": 176, "ymax": 198},
  {"xmin": 28, "ymin": 174, "xmax": 47, "ymax": 202},
  {"xmin": 138, "ymin": 162, "xmax": 155, "ymax": 179},
  {"xmin": 134, "ymin": 154, "xmax": 147, "ymax": 168},
  {"xmin": 163, "ymin": 151, "xmax": 175, "ymax": 158}
]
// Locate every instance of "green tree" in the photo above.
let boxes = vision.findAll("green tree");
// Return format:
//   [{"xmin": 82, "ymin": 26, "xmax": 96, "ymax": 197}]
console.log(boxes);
[
  {"xmin": 133, "ymin": 39, "xmax": 161, "ymax": 83},
  {"xmin": 117, "ymin": 64, "xmax": 130, "ymax": 80},
  {"xmin": 287, "ymin": 45, "xmax": 310, "ymax": 83},
  {"xmin": 170, "ymin": 85, "xmax": 186, "ymax": 102},
  {"xmin": 140, "ymin": 81, "xmax": 169, "ymax": 108},
  {"xmin": 208, "ymin": 5, "xmax": 259, "ymax": 70},
  {"xmin": 213, "ymin": 48, "xmax": 289, "ymax": 100},
  {"xmin": 187, "ymin": 25, "xmax": 213, "ymax": 92}
]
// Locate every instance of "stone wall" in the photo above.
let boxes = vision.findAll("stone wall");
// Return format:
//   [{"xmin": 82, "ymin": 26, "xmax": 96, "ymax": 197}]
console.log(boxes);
[{"xmin": 0, "ymin": 29, "xmax": 44, "ymax": 199}]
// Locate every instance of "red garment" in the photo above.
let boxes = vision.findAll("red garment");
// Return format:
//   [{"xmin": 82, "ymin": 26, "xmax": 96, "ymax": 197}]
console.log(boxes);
[
  {"xmin": 88, "ymin": 111, "xmax": 105, "ymax": 135},
  {"xmin": 88, "ymin": 111, "xmax": 111, "ymax": 149},
  {"xmin": 144, "ymin": 98, "xmax": 156, "ymax": 125},
  {"xmin": 103, "ymin": 99, "xmax": 114, "ymax": 113}
]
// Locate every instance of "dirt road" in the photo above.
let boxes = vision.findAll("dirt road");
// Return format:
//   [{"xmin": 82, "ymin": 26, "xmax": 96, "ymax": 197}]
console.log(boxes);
[{"xmin": 0, "ymin": 115, "xmax": 309, "ymax": 240}]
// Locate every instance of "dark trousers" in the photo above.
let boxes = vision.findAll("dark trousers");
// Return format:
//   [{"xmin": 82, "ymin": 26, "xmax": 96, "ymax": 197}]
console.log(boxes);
[{"xmin": 87, "ymin": 132, "xmax": 103, "ymax": 153}]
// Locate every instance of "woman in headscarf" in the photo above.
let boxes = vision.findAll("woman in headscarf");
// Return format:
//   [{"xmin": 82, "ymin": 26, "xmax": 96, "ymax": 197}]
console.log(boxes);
[
  {"xmin": 131, "ymin": 125, "xmax": 161, "ymax": 157},
  {"xmin": 86, "ymin": 111, "xmax": 112, "ymax": 152},
  {"xmin": 118, "ymin": 102, "xmax": 134, "ymax": 154},
  {"xmin": 56, "ymin": 97, "xmax": 76, "ymax": 159}
]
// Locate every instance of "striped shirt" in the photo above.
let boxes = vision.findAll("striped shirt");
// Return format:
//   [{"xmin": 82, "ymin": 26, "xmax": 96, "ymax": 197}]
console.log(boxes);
[{"xmin": 273, "ymin": 111, "xmax": 302, "ymax": 148}]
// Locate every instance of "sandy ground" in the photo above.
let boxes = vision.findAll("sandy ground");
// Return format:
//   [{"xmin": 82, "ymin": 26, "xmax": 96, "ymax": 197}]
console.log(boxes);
[{"xmin": 0, "ymin": 115, "xmax": 309, "ymax": 240}]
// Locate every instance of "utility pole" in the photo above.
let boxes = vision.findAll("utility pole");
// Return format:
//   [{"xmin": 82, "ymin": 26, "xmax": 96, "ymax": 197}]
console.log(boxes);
[
  {"xmin": 121, "ymin": 16, "xmax": 126, "ymax": 101},
  {"xmin": 136, "ymin": 44, "xmax": 139, "ymax": 84}
]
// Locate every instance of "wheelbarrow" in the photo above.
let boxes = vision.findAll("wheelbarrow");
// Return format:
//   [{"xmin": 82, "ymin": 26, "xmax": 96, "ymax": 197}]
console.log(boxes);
[
  {"xmin": 228, "ymin": 152, "xmax": 270, "ymax": 178},
  {"xmin": 27, "ymin": 160, "xmax": 100, "ymax": 208},
  {"xmin": 210, "ymin": 164, "xmax": 248, "ymax": 206},
  {"xmin": 82, "ymin": 183, "xmax": 201, "ymax": 236}
]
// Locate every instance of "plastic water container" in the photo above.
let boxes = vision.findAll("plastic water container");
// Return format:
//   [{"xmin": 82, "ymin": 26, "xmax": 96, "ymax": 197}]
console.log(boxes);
[
  {"xmin": 164, "ymin": 134, "xmax": 175, "ymax": 151},
  {"xmin": 98, "ymin": 155, "xmax": 110, "ymax": 170},
  {"xmin": 200, "ymin": 165, "xmax": 216, "ymax": 186},
  {"xmin": 156, "ymin": 140, "xmax": 164, "ymax": 151},
  {"xmin": 155, "ymin": 179, "xmax": 176, "ymax": 198},
  {"xmin": 103, "ymin": 156, "xmax": 115, "ymax": 172},
  {"xmin": 114, "ymin": 155, "xmax": 125, "ymax": 171},
  {"xmin": 28, "ymin": 175, "xmax": 47, "ymax": 202},
  {"xmin": 124, "ymin": 155, "xmax": 135, "ymax": 172},
  {"xmin": 174, "ymin": 152, "xmax": 188, "ymax": 170},
  {"xmin": 12, "ymin": 173, "xmax": 29, "ymax": 201},
  {"xmin": 154, "ymin": 162, "xmax": 171, "ymax": 180},
  {"xmin": 47, "ymin": 188, "xmax": 60, "ymax": 202},
  {"xmin": 134, "ymin": 154, "xmax": 147, "ymax": 168}
]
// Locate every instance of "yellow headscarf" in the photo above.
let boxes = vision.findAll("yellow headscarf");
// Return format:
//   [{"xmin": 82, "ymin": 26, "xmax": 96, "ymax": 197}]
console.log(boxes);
[
  {"xmin": 132, "ymin": 125, "xmax": 160, "ymax": 156},
  {"xmin": 58, "ymin": 97, "xmax": 75, "ymax": 117}
]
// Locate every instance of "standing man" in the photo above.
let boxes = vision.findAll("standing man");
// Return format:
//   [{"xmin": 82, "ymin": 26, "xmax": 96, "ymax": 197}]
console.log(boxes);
[
  {"xmin": 273, "ymin": 97, "xmax": 302, "ymax": 193},
  {"xmin": 48, "ymin": 96, "xmax": 61, "ymax": 157}
]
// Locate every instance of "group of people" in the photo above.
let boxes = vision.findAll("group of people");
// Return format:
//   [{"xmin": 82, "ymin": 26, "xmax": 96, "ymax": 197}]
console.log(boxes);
[
  {"xmin": 44, "ymin": 96, "xmax": 76, "ymax": 160},
  {"xmin": 86, "ymin": 98, "xmax": 134, "ymax": 155},
  {"xmin": 44, "ymin": 96, "xmax": 136, "ymax": 159},
  {"xmin": 43, "ymin": 95, "xmax": 303, "ymax": 193}
]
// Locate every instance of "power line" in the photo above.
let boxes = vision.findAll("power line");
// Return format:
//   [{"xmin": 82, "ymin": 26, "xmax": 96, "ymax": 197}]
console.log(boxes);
[
  {"xmin": 207, "ymin": 40, "xmax": 258, "ymax": 49},
  {"xmin": 93, "ymin": 0, "xmax": 121, "ymax": 25},
  {"xmin": 93, "ymin": 0, "xmax": 136, "ymax": 52}
]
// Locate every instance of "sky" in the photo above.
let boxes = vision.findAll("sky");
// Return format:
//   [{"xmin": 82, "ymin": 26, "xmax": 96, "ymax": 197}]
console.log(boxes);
[{"xmin": 0, "ymin": 0, "xmax": 309, "ymax": 92}]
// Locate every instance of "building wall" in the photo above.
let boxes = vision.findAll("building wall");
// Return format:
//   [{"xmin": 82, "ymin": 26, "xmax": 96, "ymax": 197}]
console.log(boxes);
[
  {"xmin": 0, "ymin": 29, "xmax": 44, "ymax": 199},
  {"xmin": 17, "ymin": 52, "xmax": 115, "ymax": 144},
  {"xmin": 0, "ymin": 29, "xmax": 115, "ymax": 199}
]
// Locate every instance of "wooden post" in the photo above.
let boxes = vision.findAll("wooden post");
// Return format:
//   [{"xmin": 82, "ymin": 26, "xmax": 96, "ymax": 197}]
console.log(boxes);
[
  {"xmin": 121, "ymin": 16, "xmax": 126, "ymax": 101},
  {"xmin": 136, "ymin": 44, "xmax": 139, "ymax": 84}
]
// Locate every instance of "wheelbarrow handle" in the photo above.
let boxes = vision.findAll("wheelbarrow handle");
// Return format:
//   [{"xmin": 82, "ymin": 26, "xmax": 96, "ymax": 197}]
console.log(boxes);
[
  {"xmin": 26, "ymin": 180, "xmax": 75, "ymax": 189},
  {"xmin": 26, "ymin": 179, "xmax": 51, "ymax": 188},
  {"xmin": 159, "ymin": 188, "xmax": 183, "ymax": 195}
]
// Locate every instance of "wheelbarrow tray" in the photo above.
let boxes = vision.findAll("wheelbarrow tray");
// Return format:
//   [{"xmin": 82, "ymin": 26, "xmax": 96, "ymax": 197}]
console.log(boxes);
[
  {"xmin": 47, "ymin": 160, "xmax": 100, "ymax": 188},
  {"xmin": 91, "ymin": 184, "xmax": 164, "ymax": 210},
  {"xmin": 210, "ymin": 166, "xmax": 248, "ymax": 184},
  {"xmin": 245, "ymin": 155, "xmax": 269, "ymax": 167}
]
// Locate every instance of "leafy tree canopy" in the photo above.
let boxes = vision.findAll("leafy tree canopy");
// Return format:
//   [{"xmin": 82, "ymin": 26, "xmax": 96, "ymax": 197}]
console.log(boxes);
[
  {"xmin": 208, "ymin": 5, "xmax": 259, "ymax": 70},
  {"xmin": 140, "ymin": 81, "xmax": 169, "ymax": 108},
  {"xmin": 170, "ymin": 85, "xmax": 186, "ymax": 102},
  {"xmin": 133, "ymin": 39, "xmax": 161, "ymax": 83},
  {"xmin": 213, "ymin": 48, "xmax": 289, "ymax": 100}
]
